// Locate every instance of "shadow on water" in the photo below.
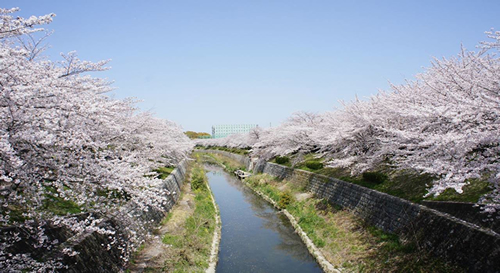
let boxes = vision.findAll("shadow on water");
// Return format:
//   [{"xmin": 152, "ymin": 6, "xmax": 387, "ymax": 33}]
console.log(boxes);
[{"xmin": 204, "ymin": 164, "xmax": 322, "ymax": 273}]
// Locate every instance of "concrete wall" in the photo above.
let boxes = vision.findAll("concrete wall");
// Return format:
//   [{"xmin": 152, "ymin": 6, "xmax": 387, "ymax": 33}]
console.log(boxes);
[
  {"xmin": 254, "ymin": 160, "xmax": 500, "ymax": 273},
  {"xmin": 1, "ymin": 159, "xmax": 190, "ymax": 272}
]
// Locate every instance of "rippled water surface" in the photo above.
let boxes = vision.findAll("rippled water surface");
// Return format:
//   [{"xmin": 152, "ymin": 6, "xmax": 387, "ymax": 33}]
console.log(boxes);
[{"xmin": 206, "ymin": 165, "xmax": 322, "ymax": 273}]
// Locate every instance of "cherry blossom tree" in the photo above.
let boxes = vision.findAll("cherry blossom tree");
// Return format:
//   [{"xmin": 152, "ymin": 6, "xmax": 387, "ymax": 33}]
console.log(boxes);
[
  {"xmin": 0, "ymin": 7, "xmax": 192, "ymax": 271},
  {"xmin": 200, "ymin": 32, "xmax": 500, "ymax": 213}
]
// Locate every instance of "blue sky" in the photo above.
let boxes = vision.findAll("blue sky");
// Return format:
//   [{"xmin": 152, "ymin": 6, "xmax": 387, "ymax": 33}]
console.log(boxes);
[{"xmin": 4, "ymin": 1, "xmax": 500, "ymax": 132}]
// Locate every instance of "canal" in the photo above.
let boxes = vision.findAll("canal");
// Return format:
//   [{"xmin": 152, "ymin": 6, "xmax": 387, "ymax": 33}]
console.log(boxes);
[{"xmin": 205, "ymin": 165, "xmax": 322, "ymax": 272}]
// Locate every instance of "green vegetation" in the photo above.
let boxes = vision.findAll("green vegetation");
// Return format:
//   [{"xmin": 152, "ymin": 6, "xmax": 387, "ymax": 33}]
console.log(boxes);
[
  {"xmin": 294, "ymin": 153, "xmax": 325, "ymax": 172},
  {"xmin": 96, "ymin": 188, "xmax": 131, "ymax": 201},
  {"xmin": 198, "ymin": 148, "xmax": 491, "ymax": 209},
  {"xmin": 271, "ymin": 152, "xmax": 491, "ymax": 204},
  {"xmin": 287, "ymin": 200, "xmax": 327, "ymax": 248},
  {"xmin": 244, "ymin": 173, "xmax": 463, "ymax": 272},
  {"xmin": 278, "ymin": 192, "xmax": 293, "ymax": 209},
  {"xmin": 427, "ymin": 179, "xmax": 491, "ymax": 203},
  {"xmin": 373, "ymin": 171, "xmax": 437, "ymax": 203},
  {"xmin": 160, "ymin": 212, "xmax": 173, "ymax": 226},
  {"xmin": 190, "ymin": 165, "xmax": 206, "ymax": 191},
  {"xmin": 42, "ymin": 186, "xmax": 82, "ymax": 216},
  {"xmin": 3, "ymin": 205, "xmax": 27, "ymax": 223},
  {"xmin": 202, "ymin": 151, "xmax": 464, "ymax": 272},
  {"xmin": 362, "ymin": 172, "xmax": 388, "ymax": 185},
  {"xmin": 275, "ymin": 156, "xmax": 290, "ymax": 165},
  {"xmin": 196, "ymin": 152, "xmax": 246, "ymax": 173},
  {"xmin": 184, "ymin": 131, "xmax": 211, "ymax": 139},
  {"xmin": 153, "ymin": 166, "xmax": 175, "ymax": 179},
  {"xmin": 5, "ymin": 182, "xmax": 137, "ymax": 225},
  {"xmin": 305, "ymin": 161, "xmax": 323, "ymax": 170},
  {"xmin": 160, "ymin": 161, "xmax": 216, "ymax": 272},
  {"xmin": 42, "ymin": 195, "xmax": 82, "ymax": 216},
  {"xmin": 197, "ymin": 146, "xmax": 250, "ymax": 155},
  {"xmin": 327, "ymin": 169, "xmax": 491, "ymax": 204}
]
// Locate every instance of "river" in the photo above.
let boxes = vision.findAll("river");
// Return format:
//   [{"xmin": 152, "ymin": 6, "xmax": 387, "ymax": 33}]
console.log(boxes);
[{"xmin": 205, "ymin": 165, "xmax": 322, "ymax": 273}]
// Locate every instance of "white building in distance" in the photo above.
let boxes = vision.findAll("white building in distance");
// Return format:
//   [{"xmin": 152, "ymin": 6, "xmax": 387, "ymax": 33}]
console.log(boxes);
[{"xmin": 211, "ymin": 124, "xmax": 258, "ymax": 139}]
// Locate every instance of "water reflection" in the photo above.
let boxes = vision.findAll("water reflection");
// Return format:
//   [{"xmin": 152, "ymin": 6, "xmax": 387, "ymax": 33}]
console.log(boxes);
[{"xmin": 205, "ymin": 164, "xmax": 322, "ymax": 273}]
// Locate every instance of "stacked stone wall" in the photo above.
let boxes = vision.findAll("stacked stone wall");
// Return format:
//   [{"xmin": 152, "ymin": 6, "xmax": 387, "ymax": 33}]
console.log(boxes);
[{"xmin": 256, "ymin": 161, "xmax": 500, "ymax": 272}]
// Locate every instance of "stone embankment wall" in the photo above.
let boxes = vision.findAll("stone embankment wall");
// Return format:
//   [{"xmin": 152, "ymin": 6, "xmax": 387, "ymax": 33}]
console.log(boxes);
[
  {"xmin": 253, "ymin": 160, "xmax": 500, "ymax": 273},
  {"xmin": 198, "ymin": 150, "xmax": 500, "ymax": 272},
  {"xmin": 1, "ymin": 159, "xmax": 189, "ymax": 272},
  {"xmin": 62, "ymin": 159, "xmax": 189, "ymax": 272}
]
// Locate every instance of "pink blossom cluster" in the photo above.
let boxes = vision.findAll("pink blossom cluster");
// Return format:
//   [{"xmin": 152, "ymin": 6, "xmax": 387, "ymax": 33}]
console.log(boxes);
[
  {"xmin": 198, "ymin": 32, "xmax": 500, "ymax": 212},
  {"xmin": 0, "ymin": 8, "xmax": 192, "ymax": 271}
]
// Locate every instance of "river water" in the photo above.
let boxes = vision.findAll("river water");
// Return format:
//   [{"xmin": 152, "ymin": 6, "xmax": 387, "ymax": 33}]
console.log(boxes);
[{"xmin": 205, "ymin": 165, "xmax": 322, "ymax": 273}]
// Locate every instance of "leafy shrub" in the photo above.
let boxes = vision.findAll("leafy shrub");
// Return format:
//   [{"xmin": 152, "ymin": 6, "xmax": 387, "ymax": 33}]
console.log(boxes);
[
  {"xmin": 191, "ymin": 169, "xmax": 206, "ymax": 190},
  {"xmin": 362, "ymin": 172, "xmax": 388, "ymax": 185},
  {"xmin": 305, "ymin": 161, "xmax": 323, "ymax": 170},
  {"xmin": 275, "ymin": 156, "xmax": 290, "ymax": 165},
  {"xmin": 278, "ymin": 192, "xmax": 293, "ymax": 209}
]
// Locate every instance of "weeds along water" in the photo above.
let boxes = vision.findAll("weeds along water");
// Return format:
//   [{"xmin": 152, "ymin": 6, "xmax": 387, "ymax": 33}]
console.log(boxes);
[
  {"xmin": 202, "ymin": 152, "xmax": 464, "ymax": 273},
  {"xmin": 161, "ymin": 161, "xmax": 216, "ymax": 272},
  {"xmin": 128, "ymin": 160, "xmax": 217, "ymax": 272}
]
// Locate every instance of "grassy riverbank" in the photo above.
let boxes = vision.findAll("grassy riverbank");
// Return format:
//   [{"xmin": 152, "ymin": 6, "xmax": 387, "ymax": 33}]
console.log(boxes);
[
  {"xmin": 128, "ymin": 159, "xmax": 217, "ymax": 272},
  {"xmin": 195, "ymin": 145, "xmax": 250, "ymax": 155},
  {"xmin": 205, "ymin": 151, "xmax": 463, "ymax": 272},
  {"xmin": 245, "ymin": 174, "xmax": 462, "ymax": 272},
  {"xmin": 198, "ymin": 152, "xmax": 246, "ymax": 173},
  {"xmin": 162, "ymin": 161, "xmax": 216, "ymax": 272}
]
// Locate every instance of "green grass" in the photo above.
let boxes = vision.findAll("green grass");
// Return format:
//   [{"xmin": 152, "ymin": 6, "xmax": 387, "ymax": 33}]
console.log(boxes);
[
  {"xmin": 268, "ymin": 152, "xmax": 492, "ymax": 204},
  {"xmin": 4, "ymin": 184, "xmax": 87, "ymax": 225},
  {"xmin": 271, "ymin": 156, "xmax": 292, "ymax": 167},
  {"xmin": 277, "ymin": 153, "xmax": 324, "ymax": 171},
  {"xmin": 162, "ymin": 234, "xmax": 184, "ymax": 248},
  {"xmin": 427, "ymin": 179, "xmax": 491, "ymax": 203},
  {"xmin": 244, "ymin": 173, "xmax": 463, "ymax": 272},
  {"xmin": 196, "ymin": 152, "xmax": 246, "ymax": 173},
  {"xmin": 287, "ymin": 201, "xmax": 327, "ymax": 247},
  {"xmin": 208, "ymin": 151, "xmax": 469, "ymax": 271},
  {"xmin": 160, "ymin": 212, "xmax": 173, "ymax": 226},
  {"xmin": 42, "ymin": 186, "xmax": 82, "ymax": 216},
  {"xmin": 42, "ymin": 195, "xmax": 82, "ymax": 216},
  {"xmin": 190, "ymin": 166, "xmax": 207, "ymax": 191},
  {"xmin": 275, "ymin": 156, "xmax": 290, "ymax": 165},
  {"xmin": 154, "ymin": 166, "xmax": 175, "ymax": 179},
  {"xmin": 160, "ymin": 161, "xmax": 216, "ymax": 272},
  {"xmin": 96, "ymin": 188, "xmax": 131, "ymax": 201},
  {"xmin": 295, "ymin": 154, "xmax": 325, "ymax": 171},
  {"xmin": 329, "ymin": 170, "xmax": 434, "ymax": 203},
  {"xmin": 202, "ymin": 149, "xmax": 491, "ymax": 204},
  {"xmin": 312, "ymin": 165, "xmax": 490, "ymax": 204},
  {"xmin": 197, "ymin": 146, "xmax": 250, "ymax": 155}
]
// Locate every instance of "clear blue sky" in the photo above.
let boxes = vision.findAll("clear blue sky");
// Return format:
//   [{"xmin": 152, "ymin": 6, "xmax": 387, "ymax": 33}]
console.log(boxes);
[{"xmin": 4, "ymin": 1, "xmax": 499, "ymax": 133}]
